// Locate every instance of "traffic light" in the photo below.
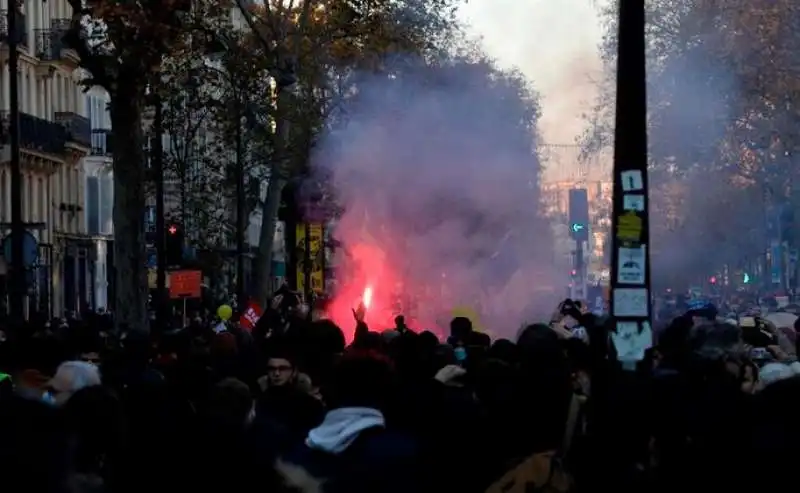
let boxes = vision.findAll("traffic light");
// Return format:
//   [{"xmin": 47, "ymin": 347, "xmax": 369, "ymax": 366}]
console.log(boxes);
[
  {"xmin": 166, "ymin": 223, "xmax": 184, "ymax": 266},
  {"xmin": 743, "ymin": 272, "xmax": 751, "ymax": 284},
  {"xmin": 568, "ymin": 188, "xmax": 589, "ymax": 242}
]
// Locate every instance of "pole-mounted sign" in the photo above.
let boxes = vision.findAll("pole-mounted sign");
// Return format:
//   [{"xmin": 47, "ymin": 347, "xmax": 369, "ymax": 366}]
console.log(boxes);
[{"xmin": 609, "ymin": 0, "xmax": 653, "ymax": 366}]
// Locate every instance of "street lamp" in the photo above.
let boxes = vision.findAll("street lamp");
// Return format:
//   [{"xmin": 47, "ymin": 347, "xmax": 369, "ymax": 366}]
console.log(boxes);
[{"xmin": 6, "ymin": 3, "xmax": 27, "ymax": 324}]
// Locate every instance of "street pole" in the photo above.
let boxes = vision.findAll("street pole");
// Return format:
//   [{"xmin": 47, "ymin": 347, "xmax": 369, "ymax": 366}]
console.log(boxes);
[
  {"xmin": 585, "ymin": 7, "xmax": 650, "ymax": 486},
  {"xmin": 235, "ymin": 107, "xmax": 246, "ymax": 311},
  {"xmin": 575, "ymin": 240, "xmax": 585, "ymax": 299},
  {"xmin": 304, "ymin": 222, "xmax": 311, "ymax": 307},
  {"xmin": 152, "ymin": 93, "xmax": 167, "ymax": 330},
  {"xmin": 7, "ymin": 4, "xmax": 24, "ymax": 324},
  {"xmin": 609, "ymin": 0, "xmax": 651, "ymax": 347}
]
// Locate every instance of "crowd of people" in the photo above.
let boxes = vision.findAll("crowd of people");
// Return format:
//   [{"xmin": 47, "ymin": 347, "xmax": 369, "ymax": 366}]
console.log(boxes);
[{"xmin": 0, "ymin": 292, "xmax": 799, "ymax": 493}]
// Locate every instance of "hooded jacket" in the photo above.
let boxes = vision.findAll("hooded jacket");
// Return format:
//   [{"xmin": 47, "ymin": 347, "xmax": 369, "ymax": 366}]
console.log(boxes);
[{"xmin": 279, "ymin": 407, "xmax": 418, "ymax": 493}]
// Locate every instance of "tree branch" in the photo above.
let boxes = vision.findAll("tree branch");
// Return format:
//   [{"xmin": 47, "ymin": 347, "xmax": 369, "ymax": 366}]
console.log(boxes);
[{"xmin": 65, "ymin": 0, "xmax": 116, "ymax": 92}]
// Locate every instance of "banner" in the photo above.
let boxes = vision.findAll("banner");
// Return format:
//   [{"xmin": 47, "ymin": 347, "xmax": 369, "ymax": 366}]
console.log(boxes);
[
  {"xmin": 239, "ymin": 301, "xmax": 263, "ymax": 332},
  {"xmin": 296, "ymin": 223, "xmax": 325, "ymax": 294}
]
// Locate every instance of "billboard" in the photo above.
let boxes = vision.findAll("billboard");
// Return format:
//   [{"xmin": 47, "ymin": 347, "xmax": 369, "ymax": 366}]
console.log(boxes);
[{"xmin": 296, "ymin": 223, "xmax": 324, "ymax": 295}]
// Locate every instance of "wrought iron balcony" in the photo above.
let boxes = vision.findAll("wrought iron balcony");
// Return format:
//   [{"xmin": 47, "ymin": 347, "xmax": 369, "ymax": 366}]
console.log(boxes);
[
  {"xmin": 91, "ymin": 129, "xmax": 113, "ymax": 156},
  {"xmin": 0, "ymin": 10, "xmax": 28, "ymax": 49},
  {"xmin": 55, "ymin": 112, "xmax": 92, "ymax": 148},
  {"xmin": 0, "ymin": 111, "xmax": 67, "ymax": 155},
  {"xmin": 34, "ymin": 28, "xmax": 66, "ymax": 61}
]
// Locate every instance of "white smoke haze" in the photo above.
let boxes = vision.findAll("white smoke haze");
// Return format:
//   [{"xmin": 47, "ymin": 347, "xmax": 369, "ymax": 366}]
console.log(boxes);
[
  {"xmin": 581, "ymin": 2, "xmax": 772, "ymax": 288},
  {"xmin": 309, "ymin": 58, "xmax": 561, "ymax": 337},
  {"xmin": 458, "ymin": 0, "xmax": 606, "ymax": 147},
  {"xmin": 644, "ymin": 27, "xmax": 755, "ymax": 285}
]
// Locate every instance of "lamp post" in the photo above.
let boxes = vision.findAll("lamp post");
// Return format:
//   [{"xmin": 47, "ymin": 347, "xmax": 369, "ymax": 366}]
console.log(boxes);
[
  {"xmin": 7, "ymin": 3, "xmax": 25, "ymax": 324},
  {"xmin": 149, "ymin": 88, "xmax": 167, "ymax": 329}
]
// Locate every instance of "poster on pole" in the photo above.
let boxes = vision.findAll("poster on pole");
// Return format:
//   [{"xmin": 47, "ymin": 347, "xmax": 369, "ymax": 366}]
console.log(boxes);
[
  {"xmin": 621, "ymin": 170, "xmax": 643, "ymax": 191},
  {"xmin": 168, "ymin": 270, "xmax": 201, "ymax": 299},
  {"xmin": 612, "ymin": 288, "xmax": 649, "ymax": 317},
  {"xmin": 617, "ymin": 245, "xmax": 646, "ymax": 285}
]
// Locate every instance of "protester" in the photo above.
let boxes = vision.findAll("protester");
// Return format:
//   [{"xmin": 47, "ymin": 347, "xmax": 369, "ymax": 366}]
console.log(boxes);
[{"xmin": 0, "ymin": 294, "xmax": 799, "ymax": 493}]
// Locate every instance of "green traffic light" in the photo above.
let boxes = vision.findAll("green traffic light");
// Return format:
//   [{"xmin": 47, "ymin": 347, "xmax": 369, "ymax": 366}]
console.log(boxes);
[
  {"xmin": 743, "ymin": 273, "xmax": 750, "ymax": 284},
  {"xmin": 571, "ymin": 223, "xmax": 585, "ymax": 233}
]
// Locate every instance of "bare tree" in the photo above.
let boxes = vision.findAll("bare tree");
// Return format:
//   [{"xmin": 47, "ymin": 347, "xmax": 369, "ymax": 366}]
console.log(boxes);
[{"xmin": 234, "ymin": 0, "xmax": 463, "ymax": 304}]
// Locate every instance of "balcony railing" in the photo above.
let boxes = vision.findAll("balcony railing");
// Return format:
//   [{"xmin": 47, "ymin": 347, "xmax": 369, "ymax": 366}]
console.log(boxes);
[
  {"xmin": 0, "ymin": 10, "xmax": 28, "ymax": 50},
  {"xmin": 55, "ymin": 112, "xmax": 92, "ymax": 148},
  {"xmin": 91, "ymin": 129, "xmax": 113, "ymax": 156},
  {"xmin": 0, "ymin": 111, "xmax": 67, "ymax": 155},
  {"xmin": 34, "ymin": 28, "xmax": 66, "ymax": 61}
]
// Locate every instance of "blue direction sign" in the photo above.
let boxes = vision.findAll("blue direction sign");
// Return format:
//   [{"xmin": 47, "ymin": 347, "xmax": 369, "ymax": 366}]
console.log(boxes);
[{"xmin": 1, "ymin": 231, "xmax": 39, "ymax": 268}]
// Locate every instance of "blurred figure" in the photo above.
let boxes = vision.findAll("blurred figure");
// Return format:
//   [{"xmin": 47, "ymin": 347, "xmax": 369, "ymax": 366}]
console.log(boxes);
[
  {"xmin": 256, "ymin": 348, "xmax": 324, "ymax": 444},
  {"xmin": 63, "ymin": 386, "xmax": 126, "ymax": 493},
  {"xmin": 49, "ymin": 361, "xmax": 102, "ymax": 406},
  {"xmin": 187, "ymin": 378, "xmax": 275, "ymax": 493},
  {"xmin": 0, "ymin": 373, "xmax": 70, "ymax": 493},
  {"xmin": 281, "ymin": 349, "xmax": 418, "ymax": 493},
  {"xmin": 394, "ymin": 315, "xmax": 410, "ymax": 334}
]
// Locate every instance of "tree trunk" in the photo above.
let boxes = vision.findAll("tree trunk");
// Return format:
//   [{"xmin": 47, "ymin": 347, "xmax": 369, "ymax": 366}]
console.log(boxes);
[
  {"xmin": 254, "ymin": 168, "xmax": 286, "ymax": 305},
  {"xmin": 253, "ymin": 84, "xmax": 294, "ymax": 305},
  {"xmin": 110, "ymin": 90, "xmax": 149, "ymax": 333}
]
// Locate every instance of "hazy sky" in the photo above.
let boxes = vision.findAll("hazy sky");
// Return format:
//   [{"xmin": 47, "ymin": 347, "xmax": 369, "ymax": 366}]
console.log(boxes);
[{"xmin": 457, "ymin": 0, "xmax": 605, "ymax": 146}]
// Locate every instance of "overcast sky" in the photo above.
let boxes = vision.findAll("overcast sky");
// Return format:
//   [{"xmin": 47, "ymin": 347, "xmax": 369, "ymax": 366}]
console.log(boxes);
[{"xmin": 457, "ymin": 0, "xmax": 606, "ymax": 146}]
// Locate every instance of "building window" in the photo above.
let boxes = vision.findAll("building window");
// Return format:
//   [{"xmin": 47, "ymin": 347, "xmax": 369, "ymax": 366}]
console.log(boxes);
[
  {"xmin": 27, "ymin": 175, "xmax": 33, "ymax": 222},
  {"xmin": 100, "ymin": 173, "xmax": 113, "ymax": 235},
  {"xmin": 59, "ymin": 168, "xmax": 65, "ymax": 228},
  {"xmin": 144, "ymin": 138, "xmax": 151, "ymax": 169},
  {"xmin": 38, "ymin": 178, "xmax": 45, "ymax": 225},
  {"xmin": 0, "ymin": 170, "xmax": 6, "ymax": 222},
  {"xmin": 87, "ymin": 176, "xmax": 100, "ymax": 235},
  {"xmin": 31, "ymin": 176, "xmax": 37, "ymax": 221},
  {"xmin": 145, "ymin": 206, "xmax": 156, "ymax": 233},
  {"xmin": 21, "ymin": 174, "xmax": 26, "ymax": 221}
]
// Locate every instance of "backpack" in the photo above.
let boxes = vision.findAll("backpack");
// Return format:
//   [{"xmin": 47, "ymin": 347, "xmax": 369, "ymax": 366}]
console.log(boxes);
[{"xmin": 485, "ymin": 394, "xmax": 584, "ymax": 493}]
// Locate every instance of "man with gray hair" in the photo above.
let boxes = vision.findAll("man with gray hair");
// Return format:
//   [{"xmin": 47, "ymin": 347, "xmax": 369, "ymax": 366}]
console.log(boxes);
[{"xmin": 47, "ymin": 361, "xmax": 102, "ymax": 406}]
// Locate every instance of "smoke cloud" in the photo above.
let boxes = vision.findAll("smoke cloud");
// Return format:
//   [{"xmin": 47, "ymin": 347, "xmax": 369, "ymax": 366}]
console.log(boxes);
[
  {"xmin": 645, "ymin": 31, "xmax": 750, "ymax": 286},
  {"xmin": 309, "ymin": 59, "xmax": 560, "ymax": 338}
]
